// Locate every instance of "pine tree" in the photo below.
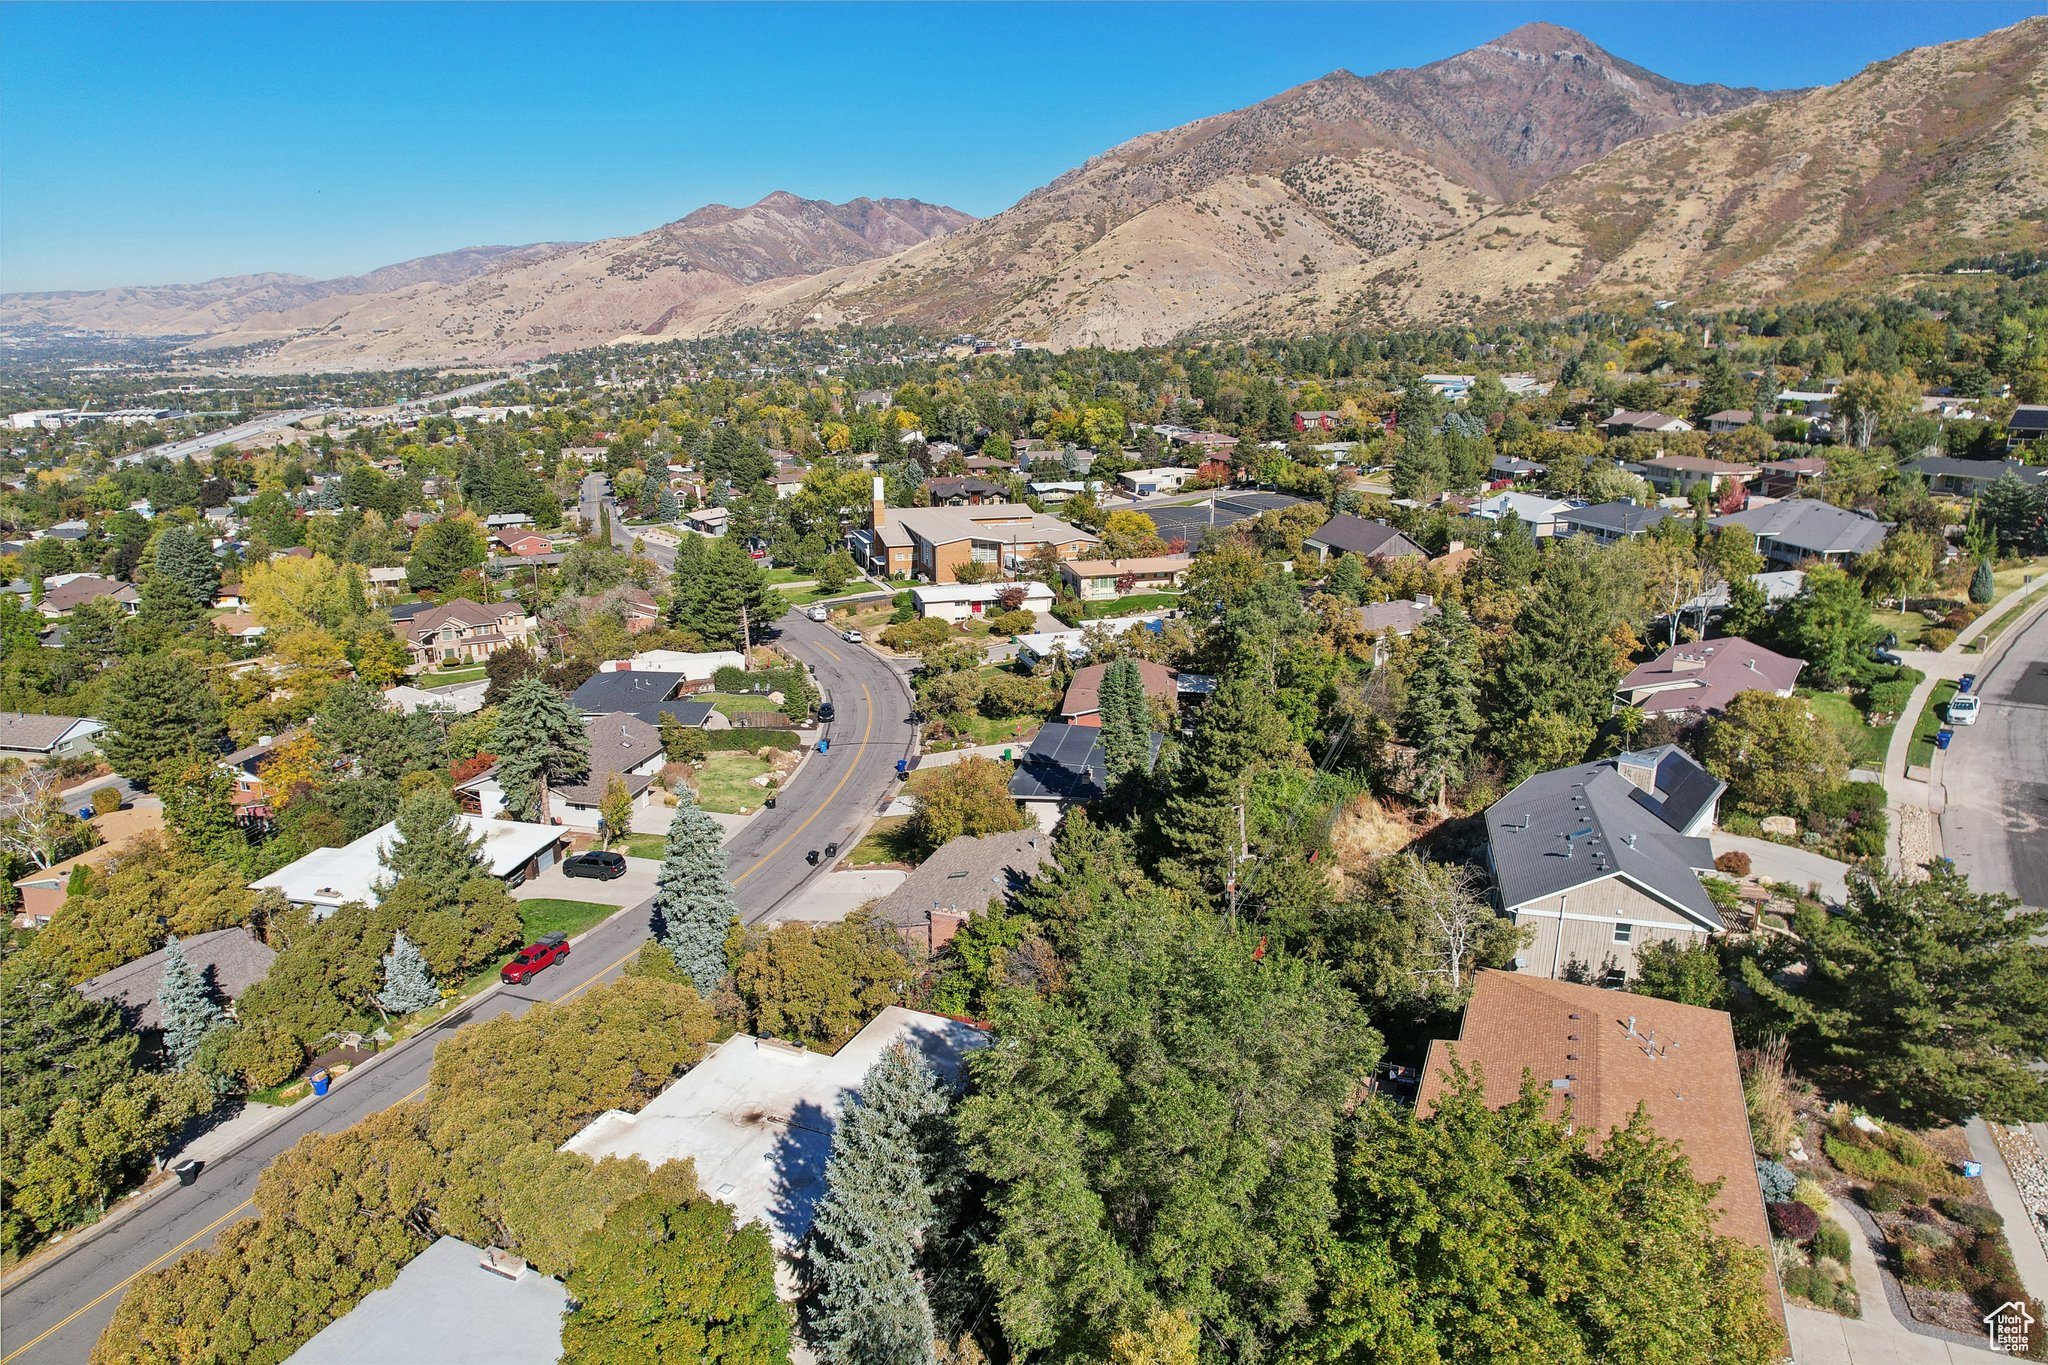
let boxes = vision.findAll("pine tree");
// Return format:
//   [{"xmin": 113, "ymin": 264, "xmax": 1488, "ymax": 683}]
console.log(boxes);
[
  {"xmin": 1326, "ymin": 552, "xmax": 1366, "ymax": 603},
  {"xmin": 808, "ymin": 1043, "xmax": 955, "ymax": 1365},
  {"xmin": 376, "ymin": 931, "xmax": 441, "ymax": 1014},
  {"xmin": 1154, "ymin": 668, "xmax": 1291, "ymax": 899},
  {"xmin": 652, "ymin": 790, "xmax": 738, "ymax": 993},
  {"xmin": 494, "ymin": 678, "xmax": 591, "ymax": 823},
  {"xmin": 99, "ymin": 654, "xmax": 228, "ymax": 790},
  {"xmin": 159, "ymin": 935, "xmax": 223, "ymax": 1071},
  {"xmin": 1400, "ymin": 601, "xmax": 1482, "ymax": 813},
  {"xmin": 149, "ymin": 523, "xmax": 221, "ymax": 609},
  {"xmin": 1098, "ymin": 659, "xmax": 1152, "ymax": 788},
  {"xmin": 656, "ymin": 484, "xmax": 680, "ymax": 522},
  {"xmin": 675, "ymin": 537, "xmax": 772, "ymax": 648},
  {"xmin": 379, "ymin": 786, "xmax": 486, "ymax": 901},
  {"xmin": 1970, "ymin": 557, "xmax": 1996, "ymax": 605}
]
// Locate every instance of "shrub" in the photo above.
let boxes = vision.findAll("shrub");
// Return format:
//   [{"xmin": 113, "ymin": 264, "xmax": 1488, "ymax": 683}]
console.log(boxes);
[
  {"xmin": 1923, "ymin": 627, "xmax": 1957, "ymax": 651},
  {"xmin": 1823, "ymin": 1124, "xmax": 1967, "ymax": 1201},
  {"xmin": 1780, "ymin": 1262, "xmax": 1823, "ymax": 1304},
  {"xmin": 1863, "ymin": 1182, "xmax": 1907, "ymax": 1213},
  {"xmin": 986, "ymin": 609, "xmax": 1037, "ymax": 636},
  {"xmin": 699, "ymin": 729, "xmax": 798, "ymax": 753},
  {"xmin": 879, "ymin": 617, "xmax": 953, "ymax": 652},
  {"xmin": 1716, "ymin": 850, "xmax": 1753, "ymax": 877},
  {"xmin": 1813, "ymin": 1220, "xmax": 1853, "ymax": 1265},
  {"xmin": 1794, "ymin": 1177, "xmax": 1833, "ymax": 1216},
  {"xmin": 1770, "ymin": 1201, "xmax": 1821, "ymax": 1243},
  {"xmin": 889, "ymin": 591, "xmax": 916, "ymax": 625},
  {"xmin": 1757, "ymin": 1159, "xmax": 1798, "ymax": 1204},
  {"xmin": 1864, "ymin": 680, "xmax": 1916, "ymax": 716},
  {"xmin": 91, "ymin": 786, "xmax": 124, "ymax": 816},
  {"xmin": 1937, "ymin": 1197, "xmax": 2005, "ymax": 1235},
  {"xmin": 1844, "ymin": 821, "xmax": 1887, "ymax": 858}
]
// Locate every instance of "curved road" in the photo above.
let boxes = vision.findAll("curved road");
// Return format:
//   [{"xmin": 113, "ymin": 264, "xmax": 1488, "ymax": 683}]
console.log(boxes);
[{"xmin": 0, "ymin": 613, "xmax": 912, "ymax": 1365}]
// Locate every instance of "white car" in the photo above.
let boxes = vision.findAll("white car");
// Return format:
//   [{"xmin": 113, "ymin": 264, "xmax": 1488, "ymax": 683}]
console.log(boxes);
[
  {"xmin": 1948, "ymin": 694, "xmax": 1980, "ymax": 726},
  {"xmin": 807, "ymin": 605, "xmax": 829, "ymax": 622},
  {"xmin": 840, "ymin": 628, "xmax": 864, "ymax": 644}
]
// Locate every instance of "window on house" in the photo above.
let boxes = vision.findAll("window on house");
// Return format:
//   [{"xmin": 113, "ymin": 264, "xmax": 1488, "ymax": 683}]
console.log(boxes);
[{"xmin": 1613, "ymin": 923, "xmax": 1633, "ymax": 944}]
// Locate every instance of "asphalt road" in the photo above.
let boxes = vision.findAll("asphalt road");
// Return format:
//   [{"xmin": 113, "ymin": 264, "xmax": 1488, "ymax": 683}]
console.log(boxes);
[
  {"xmin": 113, "ymin": 408, "xmax": 326, "ymax": 467},
  {"xmin": 0, "ymin": 579, "xmax": 913, "ymax": 1365},
  {"xmin": 1937, "ymin": 608, "xmax": 2048, "ymax": 911}
]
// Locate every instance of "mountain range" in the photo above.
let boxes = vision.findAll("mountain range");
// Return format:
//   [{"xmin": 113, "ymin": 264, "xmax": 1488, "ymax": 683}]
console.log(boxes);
[{"xmin": 4, "ymin": 18, "xmax": 2043, "ymax": 368}]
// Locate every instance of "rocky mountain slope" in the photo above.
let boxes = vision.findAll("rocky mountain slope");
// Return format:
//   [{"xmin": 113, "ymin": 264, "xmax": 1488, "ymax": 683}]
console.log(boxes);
[
  {"xmin": 669, "ymin": 23, "xmax": 1772, "ymax": 346},
  {"xmin": 1225, "ymin": 16, "xmax": 2048, "ymax": 334},
  {"xmin": 0, "ymin": 243, "xmax": 574, "ymax": 338}
]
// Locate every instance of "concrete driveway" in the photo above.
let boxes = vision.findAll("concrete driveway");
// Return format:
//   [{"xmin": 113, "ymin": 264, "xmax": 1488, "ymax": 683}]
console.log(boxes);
[
  {"xmin": 510, "ymin": 855, "xmax": 659, "ymax": 910},
  {"xmin": 1709, "ymin": 833, "xmax": 1853, "ymax": 906}
]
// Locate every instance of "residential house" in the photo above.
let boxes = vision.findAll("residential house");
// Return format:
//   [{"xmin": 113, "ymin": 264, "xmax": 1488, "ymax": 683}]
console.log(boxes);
[
  {"xmin": 280, "ymin": 1237, "xmax": 566, "ymax": 1365},
  {"xmin": 1115, "ymin": 466, "xmax": 1193, "ymax": 498},
  {"xmin": 1710, "ymin": 499, "xmax": 1891, "ymax": 568},
  {"xmin": 1484, "ymin": 745, "xmax": 1726, "ymax": 983},
  {"xmin": 1632, "ymin": 455, "xmax": 1755, "ymax": 498},
  {"xmin": 599, "ymin": 649, "xmax": 745, "ymax": 682},
  {"xmin": 1907, "ymin": 456, "xmax": 2048, "ymax": 498},
  {"xmin": 1704, "ymin": 409, "xmax": 1755, "ymax": 434},
  {"xmin": 251, "ymin": 816, "xmax": 567, "ymax": 914},
  {"xmin": 570, "ymin": 670, "xmax": 688, "ymax": 714},
  {"xmin": 855, "ymin": 479, "xmax": 1097, "ymax": 583},
  {"xmin": 37, "ymin": 575, "xmax": 139, "ymax": 618},
  {"xmin": 2007, "ymin": 404, "xmax": 2048, "ymax": 451},
  {"xmin": 1554, "ymin": 502, "xmax": 1672, "ymax": 544},
  {"xmin": 40, "ymin": 519, "xmax": 90, "ymax": 542},
  {"xmin": 1616, "ymin": 638, "xmax": 1804, "ymax": 719},
  {"xmin": 867, "ymin": 829, "xmax": 1053, "ymax": 953},
  {"xmin": 0, "ymin": 711, "xmax": 105, "ymax": 763},
  {"xmin": 548, "ymin": 712, "xmax": 667, "ymax": 831},
  {"xmin": 924, "ymin": 476, "xmax": 1006, "ymax": 506},
  {"xmin": 1603, "ymin": 410, "xmax": 1694, "ymax": 438},
  {"xmin": 1352, "ymin": 597, "xmax": 1441, "ymax": 663},
  {"xmin": 1293, "ymin": 410, "xmax": 1343, "ymax": 434},
  {"xmin": 1489, "ymin": 454, "xmax": 1547, "ymax": 482},
  {"xmin": 78, "ymin": 926, "xmax": 276, "ymax": 1042},
  {"xmin": 1008, "ymin": 721, "xmax": 1162, "ymax": 829},
  {"xmin": 1755, "ymin": 456, "xmax": 1826, "ymax": 498},
  {"xmin": 212, "ymin": 611, "xmax": 266, "ymax": 643},
  {"xmin": 911, "ymin": 580, "xmax": 1055, "ymax": 624},
  {"xmin": 1013, "ymin": 615, "xmax": 1168, "ymax": 665},
  {"xmin": 1420, "ymin": 374, "xmax": 1475, "ymax": 399},
  {"xmin": 1776, "ymin": 390, "xmax": 1835, "ymax": 421},
  {"xmin": 853, "ymin": 388, "xmax": 893, "ymax": 410},
  {"xmin": 683, "ymin": 506, "xmax": 730, "ymax": 536},
  {"xmin": 482, "ymin": 513, "xmax": 533, "ymax": 532},
  {"xmin": 1027, "ymin": 480, "xmax": 1101, "ymax": 505},
  {"xmin": 494, "ymin": 531, "xmax": 553, "ymax": 558},
  {"xmin": 365, "ymin": 566, "xmax": 408, "ymax": 596},
  {"xmin": 1058, "ymin": 659, "xmax": 1179, "ymax": 726},
  {"xmin": 1302, "ymin": 514, "xmax": 1427, "ymax": 564},
  {"xmin": 221, "ymin": 729, "xmax": 305, "ymax": 812},
  {"xmin": 13, "ymin": 804, "xmax": 164, "ymax": 927},
  {"xmin": 1058, "ymin": 554, "xmax": 1191, "ymax": 602},
  {"xmin": 561, "ymin": 1007, "xmax": 985, "ymax": 1297},
  {"xmin": 618, "ymin": 586, "xmax": 662, "ymax": 634},
  {"xmin": 381, "ymin": 681, "xmax": 488, "ymax": 716},
  {"xmin": 1415, "ymin": 972, "xmax": 1780, "ymax": 1325},
  {"xmin": 1472, "ymin": 491, "xmax": 1574, "ymax": 535},
  {"xmin": 392, "ymin": 598, "xmax": 537, "ymax": 670}
]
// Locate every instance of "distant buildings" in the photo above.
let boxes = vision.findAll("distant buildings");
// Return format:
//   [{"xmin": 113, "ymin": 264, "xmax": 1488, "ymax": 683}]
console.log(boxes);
[{"xmin": 1710, "ymin": 499, "xmax": 1891, "ymax": 568}]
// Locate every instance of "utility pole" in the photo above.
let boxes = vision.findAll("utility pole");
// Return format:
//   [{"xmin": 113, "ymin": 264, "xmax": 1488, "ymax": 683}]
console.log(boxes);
[{"xmin": 1226, "ymin": 799, "xmax": 1248, "ymax": 929}]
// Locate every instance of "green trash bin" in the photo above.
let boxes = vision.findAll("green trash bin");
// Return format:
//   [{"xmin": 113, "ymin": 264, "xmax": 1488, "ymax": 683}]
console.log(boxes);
[{"xmin": 1002, "ymin": 748, "xmax": 1012, "ymax": 761}]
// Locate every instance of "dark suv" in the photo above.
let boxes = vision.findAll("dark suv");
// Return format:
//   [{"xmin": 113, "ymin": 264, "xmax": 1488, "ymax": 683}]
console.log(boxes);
[
  {"xmin": 816, "ymin": 700, "xmax": 836, "ymax": 723},
  {"xmin": 563, "ymin": 850, "xmax": 627, "ymax": 880}
]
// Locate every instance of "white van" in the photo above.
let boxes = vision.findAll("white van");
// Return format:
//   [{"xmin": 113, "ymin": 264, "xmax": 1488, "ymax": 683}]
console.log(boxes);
[
  {"xmin": 807, "ymin": 605, "xmax": 829, "ymax": 622},
  {"xmin": 1948, "ymin": 694, "xmax": 1980, "ymax": 726}
]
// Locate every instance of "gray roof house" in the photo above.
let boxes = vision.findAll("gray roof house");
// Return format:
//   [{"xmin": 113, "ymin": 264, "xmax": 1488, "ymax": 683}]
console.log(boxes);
[
  {"xmin": 1302, "ymin": 514, "xmax": 1427, "ymax": 563},
  {"xmin": 0, "ymin": 712, "xmax": 105, "ymax": 763},
  {"xmin": 1907, "ymin": 456, "xmax": 2048, "ymax": 496},
  {"xmin": 283, "ymin": 1237, "xmax": 565, "ymax": 1365},
  {"xmin": 1485, "ymin": 746, "xmax": 1725, "ymax": 987},
  {"xmin": 78, "ymin": 927, "xmax": 276, "ymax": 1033},
  {"xmin": 1554, "ymin": 502, "xmax": 1672, "ymax": 543},
  {"xmin": 569, "ymin": 669, "xmax": 687, "ymax": 714},
  {"xmin": 869, "ymin": 829, "xmax": 1054, "ymax": 953},
  {"xmin": 553, "ymin": 713, "xmax": 666, "ymax": 816},
  {"xmin": 1007, "ymin": 722, "xmax": 1162, "ymax": 828},
  {"xmin": 1710, "ymin": 499, "xmax": 1891, "ymax": 567}
]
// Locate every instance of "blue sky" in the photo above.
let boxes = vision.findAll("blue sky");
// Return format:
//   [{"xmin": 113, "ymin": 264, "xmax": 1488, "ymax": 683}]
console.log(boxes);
[{"xmin": 1, "ymin": 1, "xmax": 2036, "ymax": 293}]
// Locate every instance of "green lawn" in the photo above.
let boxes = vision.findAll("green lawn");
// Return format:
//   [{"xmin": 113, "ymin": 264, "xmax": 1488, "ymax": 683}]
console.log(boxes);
[
  {"xmin": 619, "ymin": 832, "xmax": 667, "ymax": 860},
  {"xmin": 1967, "ymin": 593, "xmax": 2038, "ymax": 652},
  {"xmin": 416, "ymin": 665, "xmax": 488, "ymax": 686},
  {"xmin": 701, "ymin": 690, "xmax": 789, "ymax": 718},
  {"xmin": 846, "ymin": 815, "xmax": 917, "ymax": 867},
  {"xmin": 930, "ymin": 712, "xmax": 1040, "ymax": 748},
  {"xmin": 1992, "ymin": 555, "xmax": 2048, "ymax": 600},
  {"xmin": 518, "ymin": 898, "xmax": 617, "ymax": 940},
  {"xmin": 1801, "ymin": 691, "xmax": 1893, "ymax": 770},
  {"xmin": 688, "ymin": 751, "xmax": 775, "ymax": 813},
  {"xmin": 1083, "ymin": 592, "xmax": 1181, "ymax": 619},
  {"xmin": 1907, "ymin": 679, "xmax": 1962, "ymax": 769},
  {"xmin": 1867, "ymin": 609, "xmax": 1931, "ymax": 648}
]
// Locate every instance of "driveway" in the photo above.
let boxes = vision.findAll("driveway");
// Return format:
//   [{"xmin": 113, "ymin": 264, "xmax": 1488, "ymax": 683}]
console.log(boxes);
[
  {"xmin": 509, "ymin": 856, "xmax": 659, "ymax": 910},
  {"xmin": 1709, "ymin": 833, "xmax": 1852, "ymax": 906}
]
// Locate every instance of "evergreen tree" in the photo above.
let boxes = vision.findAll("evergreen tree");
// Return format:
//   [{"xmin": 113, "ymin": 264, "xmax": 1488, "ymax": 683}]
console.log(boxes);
[
  {"xmin": 1326, "ymin": 552, "xmax": 1366, "ymax": 603},
  {"xmin": 1720, "ymin": 575, "xmax": 1771, "ymax": 639},
  {"xmin": 1491, "ymin": 549, "xmax": 1620, "ymax": 776},
  {"xmin": 379, "ymin": 786, "xmax": 485, "ymax": 901},
  {"xmin": 673, "ymin": 537, "xmax": 771, "ymax": 648},
  {"xmin": 656, "ymin": 483, "xmax": 680, "ymax": 522},
  {"xmin": 494, "ymin": 678, "xmax": 591, "ymax": 823},
  {"xmin": 1154, "ymin": 668, "xmax": 1291, "ymax": 899},
  {"xmin": 1098, "ymin": 659, "xmax": 1153, "ymax": 789},
  {"xmin": 1970, "ymin": 557, "xmax": 1996, "ymax": 604},
  {"xmin": 405, "ymin": 519, "xmax": 484, "ymax": 592},
  {"xmin": 159, "ymin": 935, "xmax": 223, "ymax": 1071},
  {"xmin": 376, "ymin": 931, "xmax": 441, "ymax": 1014},
  {"xmin": 652, "ymin": 790, "xmax": 739, "ymax": 993},
  {"xmin": 808, "ymin": 1043, "xmax": 956, "ymax": 1365},
  {"xmin": 1400, "ymin": 601, "xmax": 1482, "ymax": 813},
  {"xmin": 99, "ymin": 654, "xmax": 227, "ymax": 790},
  {"xmin": 149, "ymin": 522, "xmax": 221, "ymax": 609}
]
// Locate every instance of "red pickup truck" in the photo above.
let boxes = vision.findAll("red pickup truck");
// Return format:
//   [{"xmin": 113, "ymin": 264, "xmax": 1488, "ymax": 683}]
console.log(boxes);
[{"xmin": 500, "ymin": 932, "xmax": 570, "ymax": 984}]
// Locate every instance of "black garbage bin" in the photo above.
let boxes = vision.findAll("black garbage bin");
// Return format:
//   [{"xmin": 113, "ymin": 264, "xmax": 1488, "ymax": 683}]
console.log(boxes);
[
  {"xmin": 764, "ymin": 796, "xmax": 777, "ymax": 809},
  {"xmin": 172, "ymin": 1159, "xmax": 203, "ymax": 1186}
]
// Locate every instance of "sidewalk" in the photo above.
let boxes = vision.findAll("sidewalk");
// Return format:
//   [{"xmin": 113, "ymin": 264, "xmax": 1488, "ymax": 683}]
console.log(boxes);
[
  {"xmin": 1969, "ymin": 1118, "xmax": 2048, "ymax": 1305},
  {"xmin": 1784, "ymin": 1193, "xmax": 2016, "ymax": 1363}
]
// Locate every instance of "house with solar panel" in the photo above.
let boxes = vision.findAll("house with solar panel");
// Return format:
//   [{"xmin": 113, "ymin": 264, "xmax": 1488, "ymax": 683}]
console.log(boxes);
[
  {"xmin": 1007, "ymin": 721, "xmax": 1163, "ymax": 830},
  {"xmin": 1483, "ymin": 745, "xmax": 1727, "ymax": 987}
]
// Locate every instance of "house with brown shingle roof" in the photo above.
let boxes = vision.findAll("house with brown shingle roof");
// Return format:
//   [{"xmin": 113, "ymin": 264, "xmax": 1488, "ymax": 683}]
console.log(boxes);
[
  {"xmin": 1057, "ymin": 555, "xmax": 1191, "ymax": 602},
  {"xmin": 867, "ymin": 829, "xmax": 1054, "ymax": 953},
  {"xmin": 37, "ymin": 575, "xmax": 140, "ymax": 618},
  {"xmin": 77, "ymin": 926, "xmax": 276, "ymax": 1036},
  {"xmin": 13, "ymin": 806, "xmax": 164, "ymax": 926},
  {"xmin": 551, "ymin": 712, "xmax": 666, "ymax": 832},
  {"xmin": 1416, "ymin": 969, "xmax": 1782, "ymax": 1327},
  {"xmin": 392, "ymin": 597, "xmax": 536, "ymax": 670},
  {"xmin": 1616, "ymin": 638, "xmax": 1803, "ymax": 719},
  {"xmin": 1058, "ymin": 659, "xmax": 1178, "ymax": 726}
]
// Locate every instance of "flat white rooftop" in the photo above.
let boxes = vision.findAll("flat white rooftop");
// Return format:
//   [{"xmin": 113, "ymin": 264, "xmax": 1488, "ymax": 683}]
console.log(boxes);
[{"xmin": 250, "ymin": 815, "xmax": 561, "ymax": 911}]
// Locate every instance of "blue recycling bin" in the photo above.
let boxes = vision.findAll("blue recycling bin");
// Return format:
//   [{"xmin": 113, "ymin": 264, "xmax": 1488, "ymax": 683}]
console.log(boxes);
[
  {"xmin": 310, "ymin": 1071, "xmax": 331, "ymax": 1097},
  {"xmin": 1936, "ymin": 729, "xmax": 1953, "ymax": 750},
  {"xmin": 818, "ymin": 738, "xmax": 829, "ymax": 754},
  {"xmin": 1959, "ymin": 674, "xmax": 1977, "ymax": 694},
  {"xmin": 1961, "ymin": 1159, "xmax": 1983, "ymax": 1179}
]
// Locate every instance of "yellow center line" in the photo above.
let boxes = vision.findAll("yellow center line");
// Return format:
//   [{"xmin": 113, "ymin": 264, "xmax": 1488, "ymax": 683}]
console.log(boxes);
[
  {"xmin": 2, "ymin": 686, "xmax": 879, "ymax": 1363},
  {"xmin": 814, "ymin": 639, "xmax": 843, "ymax": 662}
]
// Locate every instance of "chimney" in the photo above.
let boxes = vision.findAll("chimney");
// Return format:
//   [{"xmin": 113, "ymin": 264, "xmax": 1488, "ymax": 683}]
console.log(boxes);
[{"xmin": 871, "ymin": 475, "xmax": 887, "ymax": 530}]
